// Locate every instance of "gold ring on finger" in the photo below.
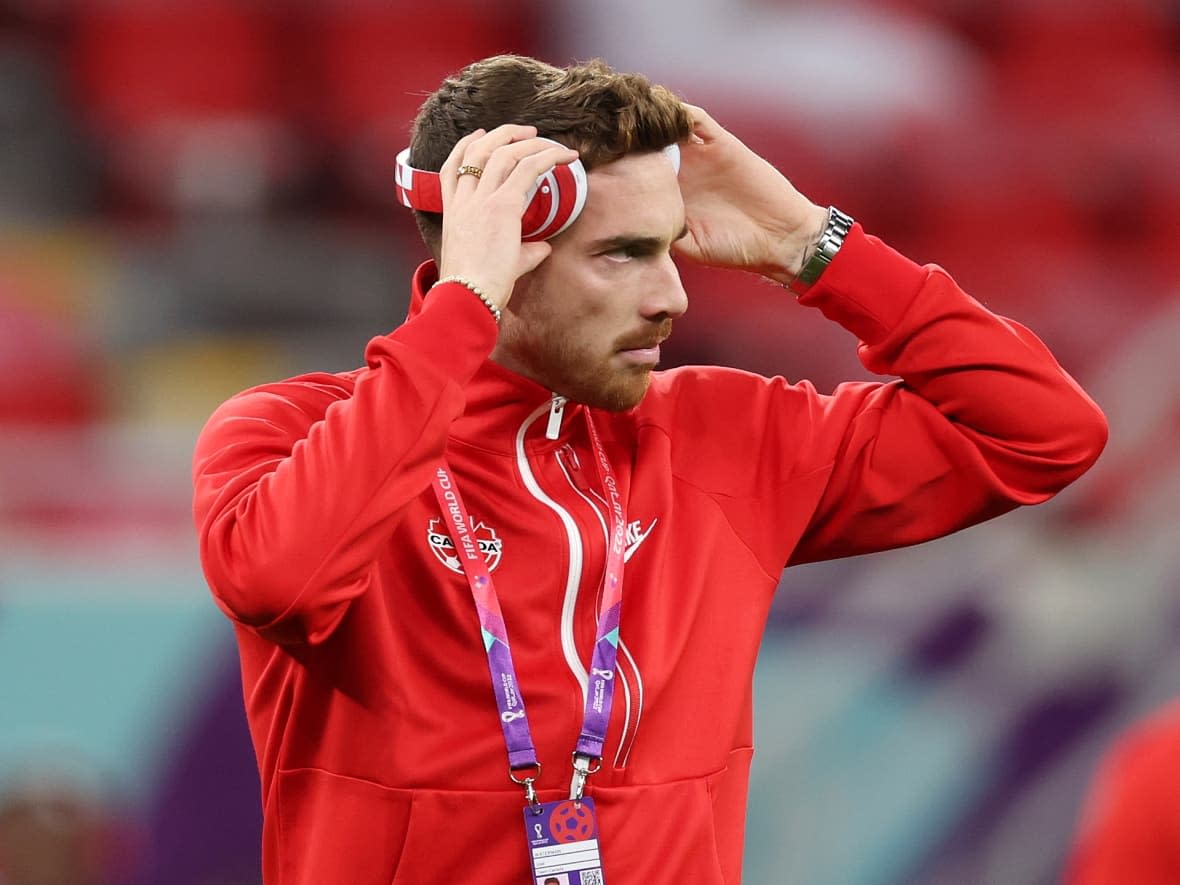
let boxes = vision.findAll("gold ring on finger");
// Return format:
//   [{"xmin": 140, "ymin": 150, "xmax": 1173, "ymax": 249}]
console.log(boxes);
[{"xmin": 457, "ymin": 165, "xmax": 484, "ymax": 180}]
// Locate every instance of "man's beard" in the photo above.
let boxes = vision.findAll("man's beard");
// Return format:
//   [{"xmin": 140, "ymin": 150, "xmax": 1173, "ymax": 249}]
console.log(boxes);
[
  {"xmin": 513, "ymin": 324, "xmax": 658, "ymax": 411},
  {"xmin": 496, "ymin": 311, "xmax": 672, "ymax": 411}
]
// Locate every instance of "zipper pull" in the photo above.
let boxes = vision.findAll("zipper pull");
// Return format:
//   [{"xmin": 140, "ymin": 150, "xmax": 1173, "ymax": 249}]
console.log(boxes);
[
  {"xmin": 545, "ymin": 395, "xmax": 567, "ymax": 440},
  {"xmin": 559, "ymin": 443, "xmax": 595, "ymax": 494}
]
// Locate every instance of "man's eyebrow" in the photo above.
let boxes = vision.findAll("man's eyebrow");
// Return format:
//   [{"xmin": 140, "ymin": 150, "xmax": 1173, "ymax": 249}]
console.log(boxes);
[{"xmin": 588, "ymin": 225, "xmax": 689, "ymax": 252}]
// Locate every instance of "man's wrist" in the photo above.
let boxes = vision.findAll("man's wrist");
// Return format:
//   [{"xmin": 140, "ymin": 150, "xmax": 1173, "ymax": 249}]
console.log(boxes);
[
  {"xmin": 785, "ymin": 206, "xmax": 855, "ymax": 296},
  {"xmin": 433, "ymin": 275, "xmax": 502, "ymax": 323},
  {"xmin": 760, "ymin": 203, "xmax": 829, "ymax": 286}
]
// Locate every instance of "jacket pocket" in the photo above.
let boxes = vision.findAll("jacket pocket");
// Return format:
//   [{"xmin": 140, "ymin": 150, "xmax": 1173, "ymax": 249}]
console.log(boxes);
[
  {"xmin": 390, "ymin": 787, "xmax": 537, "ymax": 884},
  {"xmin": 390, "ymin": 780, "xmax": 729, "ymax": 885},
  {"xmin": 706, "ymin": 746, "xmax": 755, "ymax": 885},
  {"xmin": 274, "ymin": 767, "xmax": 414, "ymax": 885},
  {"xmin": 273, "ymin": 766, "xmax": 744, "ymax": 885},
  {"xmin": 589, "ymin": 775, "xmax": 729, "ymax": 884}
]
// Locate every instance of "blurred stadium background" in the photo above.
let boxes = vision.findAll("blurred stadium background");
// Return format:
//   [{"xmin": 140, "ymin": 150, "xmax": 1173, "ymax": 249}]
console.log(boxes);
[{"xmin": 0, "ymin": 0, "xmax": 1177, "ymax": 882}]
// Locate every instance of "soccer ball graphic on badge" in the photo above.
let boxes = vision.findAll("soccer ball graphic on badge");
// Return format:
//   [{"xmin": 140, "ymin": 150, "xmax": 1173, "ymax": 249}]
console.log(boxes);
[{"xmin": 548, "ymin": 800, "xmax": 594, "ymax": 843}]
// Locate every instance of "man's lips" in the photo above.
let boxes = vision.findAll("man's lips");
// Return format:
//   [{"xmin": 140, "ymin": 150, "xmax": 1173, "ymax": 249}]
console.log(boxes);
[
  {"xmin": 621, "ymin": 345, "xmax": 660, "ymax": 357},
  {"xmin": 616, "ymin": 321, "xmax": 673, "ymax": 365},
  {"xmin": 616, "ymin": 331, "xmax": 670, "ymax": 352},
  {"xmin": 616, "ymin": 336, "xmax": 667, "ymax": 366}
]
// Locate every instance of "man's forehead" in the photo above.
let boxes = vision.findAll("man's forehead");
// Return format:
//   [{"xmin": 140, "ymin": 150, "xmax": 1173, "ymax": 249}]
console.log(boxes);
[
  {"xmin": 586, "ymin": 149, "xmax": 680, "ymax": 188},
  {"xmin": 571, "ymin": 151, "xmax": 684, "ymax": 240}
]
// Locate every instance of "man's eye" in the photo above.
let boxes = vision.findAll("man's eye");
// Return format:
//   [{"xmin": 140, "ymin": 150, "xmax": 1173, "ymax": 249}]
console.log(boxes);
[{"xmin": 604, "ymin": 246, "xmax": 648, "ymax": 262}]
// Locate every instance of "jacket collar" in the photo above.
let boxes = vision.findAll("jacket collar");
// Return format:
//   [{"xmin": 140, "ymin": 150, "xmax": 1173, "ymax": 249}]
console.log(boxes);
[{"xmin": 408, "ymin": 261, "xmax": 587, "ymax": 455}]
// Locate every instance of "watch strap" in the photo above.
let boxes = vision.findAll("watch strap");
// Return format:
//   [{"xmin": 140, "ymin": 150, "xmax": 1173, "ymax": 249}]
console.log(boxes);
[{"xmin": 788, "ymin": 206, "xmax": 855, "ymax": 295}]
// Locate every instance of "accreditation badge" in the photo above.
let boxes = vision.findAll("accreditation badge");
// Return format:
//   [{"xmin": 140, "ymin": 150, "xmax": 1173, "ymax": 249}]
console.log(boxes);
[{"xmin": 523, "ymin": 797, "xmax": 606, "ymax": 885}]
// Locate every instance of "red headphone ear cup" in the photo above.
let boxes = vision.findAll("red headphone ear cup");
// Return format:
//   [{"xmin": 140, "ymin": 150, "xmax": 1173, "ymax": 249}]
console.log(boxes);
[
  {"xmin": 521, "ymin": 155, "xmax": 588, "ymax": 241},
  {"xmin": 394, "ymin": 144, "xmax": 586, "ymax": 239},
  {"xmin": 520, "ymin": 174, "xmax": 557, "ymax": 241}
]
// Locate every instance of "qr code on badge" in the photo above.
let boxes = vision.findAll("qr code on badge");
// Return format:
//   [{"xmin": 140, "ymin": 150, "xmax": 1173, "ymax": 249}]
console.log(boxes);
[{"xmin": 580, "ymin": 870, "xmax": 604, "ymax": 885}]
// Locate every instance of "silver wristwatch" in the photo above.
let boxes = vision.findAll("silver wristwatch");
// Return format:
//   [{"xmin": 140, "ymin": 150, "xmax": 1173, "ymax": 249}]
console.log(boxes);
[{"xmin": 787, "ymin": 206, "xmax": 854, "ymax": 295}]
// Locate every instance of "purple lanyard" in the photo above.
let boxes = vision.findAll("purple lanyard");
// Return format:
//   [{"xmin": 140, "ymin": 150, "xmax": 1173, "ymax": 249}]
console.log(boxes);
[{"xmin": 430, "ymin": 410, "xmax": 627, "ymax": 803}]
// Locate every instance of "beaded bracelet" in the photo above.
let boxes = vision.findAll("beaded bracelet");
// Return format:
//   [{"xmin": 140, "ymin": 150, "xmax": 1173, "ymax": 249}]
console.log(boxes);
[{"xmin": 433, "ymin": 275, "xmax": 501, "ymax": 323}]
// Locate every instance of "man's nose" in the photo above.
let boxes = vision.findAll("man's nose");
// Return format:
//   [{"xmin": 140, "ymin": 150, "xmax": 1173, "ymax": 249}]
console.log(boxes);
[{"xmin": 642, "ymin": 255, "xmax": 688, "ymax": 320}]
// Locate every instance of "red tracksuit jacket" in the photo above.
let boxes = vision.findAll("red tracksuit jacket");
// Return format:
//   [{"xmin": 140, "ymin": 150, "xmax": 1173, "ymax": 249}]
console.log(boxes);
[{"xmin": 192, "ymin": 225, "xmax": 1107, "ymax": 884}]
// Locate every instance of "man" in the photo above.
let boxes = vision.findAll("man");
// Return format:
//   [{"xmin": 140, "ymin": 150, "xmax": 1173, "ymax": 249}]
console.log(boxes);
[
  {"xmin": 192, "ymin": 55, "xmax": 1107, "ymax": 884},
  {"xmin": 1067, "ymin": 700, "xmax": 1180, "ymax": 884}
]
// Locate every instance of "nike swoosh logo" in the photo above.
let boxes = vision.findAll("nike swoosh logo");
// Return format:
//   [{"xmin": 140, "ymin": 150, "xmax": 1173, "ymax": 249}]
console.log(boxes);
[{"xmin": 623, "ymin": 519, "xmax": 658, "ymax": 562}]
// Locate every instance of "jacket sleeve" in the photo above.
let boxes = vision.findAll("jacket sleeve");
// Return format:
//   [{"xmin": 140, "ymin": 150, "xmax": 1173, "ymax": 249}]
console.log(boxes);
[
  {"xmin": 660, "ymin": 224, "xmax": 1107, "ymax": 573},
  {"xmin": 784, "ymin": 224, "xmax": 1109, "ymax": 564},
  {"xmin": 191, "ymin": 282, "xmax": 497, "ymax": 645}
]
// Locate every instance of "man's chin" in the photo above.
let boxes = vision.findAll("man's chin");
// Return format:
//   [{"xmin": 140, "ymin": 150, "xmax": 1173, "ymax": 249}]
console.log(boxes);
[{"xmin": 570, "ymin": 369, "xmax": 652, "ymax": 412}]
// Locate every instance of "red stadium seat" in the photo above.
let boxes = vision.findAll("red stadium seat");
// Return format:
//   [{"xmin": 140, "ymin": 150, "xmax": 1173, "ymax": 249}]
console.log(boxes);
[
  {"xmin": 65, "ymin": 0, "xmax": 295, "ymax": 213},
  {"xmin": 0, "ymin": 297, "xmax": 100, "ymax": 425},
  {"xmin": 296, "ymin": 0, "xmax": 542, "ymax": 206}
]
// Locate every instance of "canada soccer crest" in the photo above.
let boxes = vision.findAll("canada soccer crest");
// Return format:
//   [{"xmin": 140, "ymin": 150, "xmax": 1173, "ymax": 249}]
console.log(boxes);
[{"xmin": 427, "ymin": 517, "xmax": 503, "ymax": 574}]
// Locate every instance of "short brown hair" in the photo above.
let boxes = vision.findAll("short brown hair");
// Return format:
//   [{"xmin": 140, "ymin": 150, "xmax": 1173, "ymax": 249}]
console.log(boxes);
[{"xmin": 408, "ymin": 55, "xmax": 693, "ymax": 254}]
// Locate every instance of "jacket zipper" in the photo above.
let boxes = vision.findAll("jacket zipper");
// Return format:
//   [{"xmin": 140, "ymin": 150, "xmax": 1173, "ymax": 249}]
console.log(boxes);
[
  {"xmin": 515, "ymin": 399, "xmax": 588, "ymax": 697},
  {"xmin": 545, "ymin": 395, "xmax": 567, "ymax": 440}
]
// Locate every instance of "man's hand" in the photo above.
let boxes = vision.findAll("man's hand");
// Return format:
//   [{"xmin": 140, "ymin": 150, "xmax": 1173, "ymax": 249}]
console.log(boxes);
[
  {"xmin": 674, "ymin": 104, "xmax": 829, "ymax": 284},
  {"xmin": 437, "ymin": 126, "xmax": 580, "ymax": 309}
]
